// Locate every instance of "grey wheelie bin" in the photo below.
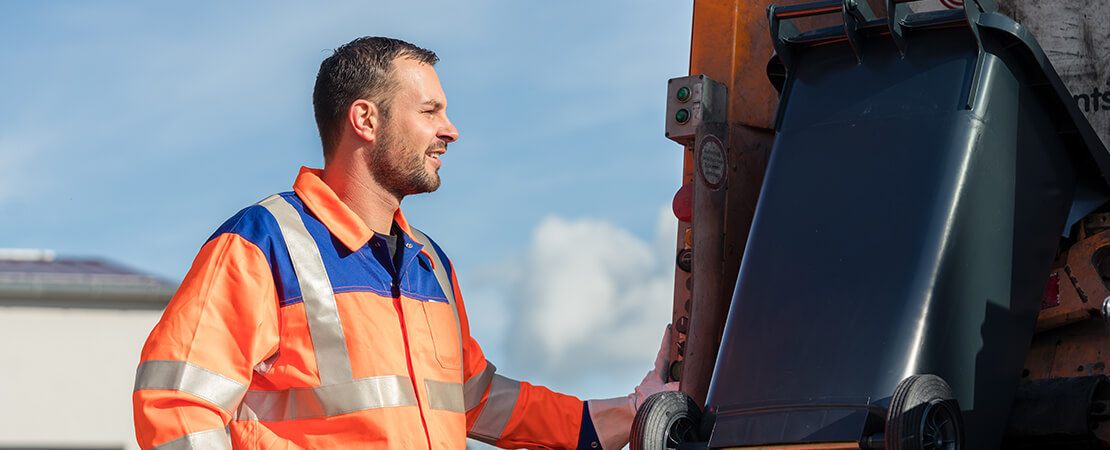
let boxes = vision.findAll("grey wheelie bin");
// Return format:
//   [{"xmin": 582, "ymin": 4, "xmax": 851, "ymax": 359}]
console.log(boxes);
[{"xmin": 631, "ymin": 0, "xmax": 1110, "ymax": 449}]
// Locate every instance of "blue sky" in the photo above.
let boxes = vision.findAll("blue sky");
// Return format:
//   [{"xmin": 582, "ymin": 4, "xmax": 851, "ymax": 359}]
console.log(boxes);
[{"xmin": 1, "ymin": 2, "xmax": 693, "ymax": 401}]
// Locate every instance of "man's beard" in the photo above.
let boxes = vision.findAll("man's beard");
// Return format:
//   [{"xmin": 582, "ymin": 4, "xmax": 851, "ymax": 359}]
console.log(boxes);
[{"xmin": 370, "ymin": 124, "xmax": 443, "ymax": 198}]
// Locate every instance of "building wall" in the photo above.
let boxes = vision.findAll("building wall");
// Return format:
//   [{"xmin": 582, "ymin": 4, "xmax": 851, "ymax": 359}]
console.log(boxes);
[{"xmin": 0, "ymin": 305, "xmax": 163, "ymax": 450}]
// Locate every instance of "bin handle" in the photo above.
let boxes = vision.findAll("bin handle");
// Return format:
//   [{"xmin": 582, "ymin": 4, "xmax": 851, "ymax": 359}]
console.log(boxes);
[
  {"xmin": 770, "ymin": 0, "xmax": 1003, "ymax": 115},
  {"xmin": 769, "ymin": 0, "xmax": 842, "ymax": 20},
  {"xmin": 883, "ymin": 0, "xmax": 955, "ymax": 56},
  {"xmin": 885, "ymin": 0, "xmax": 915, "ymax": 56},
  {"xmin": 767, "ymin": 0, "xmax": 875, "ymax": 68},
  {"xmin": 961, "ymin": 0, "xmax": 998, "ymax": 110},
  {"xmin": 883, "ymin": 0, "xmax": 998, "ymax": 109},
  {"xmin": 885, "ymin": 0, "xmax": 997, "ymax": 57}
]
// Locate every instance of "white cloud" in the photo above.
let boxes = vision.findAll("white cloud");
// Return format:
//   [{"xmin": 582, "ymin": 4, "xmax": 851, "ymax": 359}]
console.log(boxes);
[{"xmin": 463, "ymin": 205, "xmax": 677, "ymax": 397}]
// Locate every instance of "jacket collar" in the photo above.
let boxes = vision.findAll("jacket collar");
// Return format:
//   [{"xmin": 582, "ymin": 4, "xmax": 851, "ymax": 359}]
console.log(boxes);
[{"xmin": 291, "ymin": 167, "xmax": 424, "ymax": 257}]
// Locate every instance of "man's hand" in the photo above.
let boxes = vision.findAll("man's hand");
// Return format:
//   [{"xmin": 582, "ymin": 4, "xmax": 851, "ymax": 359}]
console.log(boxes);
[
  {"xmin": 586, "ymin": 324, "xmax": 680, "ymax": 450},
  {"xmin": 632, "ymin": 324, "xmax": 680, "ymax": 410}
]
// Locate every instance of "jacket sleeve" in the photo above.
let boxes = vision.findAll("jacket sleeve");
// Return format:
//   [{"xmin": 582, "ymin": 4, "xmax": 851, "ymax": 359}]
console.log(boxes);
[
  {"xmin": 449, "ymin": 263, "xmax": 602, "ymax": 449},
  {"xmin": 133, "ymin": 233, "xmax": 281, "ymax": 449}
]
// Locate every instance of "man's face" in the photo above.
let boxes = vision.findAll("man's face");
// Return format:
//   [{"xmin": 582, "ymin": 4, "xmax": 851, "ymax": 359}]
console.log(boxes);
[{"xmin": 370, "ymin": 57, "xmax": 459, "ymax": 198}]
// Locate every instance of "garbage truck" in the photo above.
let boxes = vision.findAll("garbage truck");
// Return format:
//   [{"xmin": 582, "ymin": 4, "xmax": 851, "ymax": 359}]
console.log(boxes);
[{"xmin": 635, "ymin": 0, "xmax": 1110, "ymax": 449}]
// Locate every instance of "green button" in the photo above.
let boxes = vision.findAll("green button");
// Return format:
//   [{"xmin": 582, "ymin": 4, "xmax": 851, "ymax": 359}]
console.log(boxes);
[
  {"xmin": 675, "ymin": 108, "xmax": 690, "ymax": 124},
  {"xmin": 676, "ymin": 86, "xmax": 691, "ymax": 101}
]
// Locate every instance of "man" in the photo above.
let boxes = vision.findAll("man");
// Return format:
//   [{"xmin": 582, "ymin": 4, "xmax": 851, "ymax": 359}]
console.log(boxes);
[{"xmin": 133, "ymin": 37, "xmax": 673, "ymax": 449}]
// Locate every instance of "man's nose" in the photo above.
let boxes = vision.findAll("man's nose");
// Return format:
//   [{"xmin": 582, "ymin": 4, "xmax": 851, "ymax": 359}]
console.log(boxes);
[{"xmin": 439, "ymin": 117, "xmax": 459, "ymax": 143}]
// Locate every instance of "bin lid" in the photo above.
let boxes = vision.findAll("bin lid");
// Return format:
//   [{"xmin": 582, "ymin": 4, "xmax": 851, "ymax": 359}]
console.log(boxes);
[{"xmin": 765, "ymin": 5, "xmax": 1110, "ymax": 230}]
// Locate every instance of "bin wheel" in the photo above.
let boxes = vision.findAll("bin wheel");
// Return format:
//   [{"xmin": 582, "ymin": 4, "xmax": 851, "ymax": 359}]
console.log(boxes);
[
  {"xmin": 630, "ymin": 391, "xmax": 702, "ymax": 450},
  {"xmin": 886, "ymin": 374, "xmax": 963, "ymax": 450}
]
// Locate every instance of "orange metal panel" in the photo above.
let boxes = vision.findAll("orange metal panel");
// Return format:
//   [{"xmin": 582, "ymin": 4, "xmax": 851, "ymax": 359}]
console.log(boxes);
[
  {"xmin": 1024, "ymin": 317, "xmax": 1110, "ymax": 380},
  {"xmin": 689, "ymin": 0, "xmax": 779, "ymax": 129},
  {"xmin": 1026, "ymin": 227, "xmax": 1110, "ymax": 379},
  {"xmin": 669, "ymin": 147, "xmax": 695, "ymax": 382},
  {"xmin": 1033, "ymin": 266, "xmax": 1092, "ymax": 333},
  {"xmin": 679, "ymin": 0, "xmax": 781, "ymax": 406}
]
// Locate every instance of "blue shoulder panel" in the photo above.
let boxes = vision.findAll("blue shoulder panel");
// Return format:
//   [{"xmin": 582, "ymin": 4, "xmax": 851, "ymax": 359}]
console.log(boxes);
[
  {"xmin": 206, "ymin": 192, "xmax": 450, "ymax": 306},
  {"xmin": 206, "ymin": 195, "xmax": 301, "ymax": 306}
]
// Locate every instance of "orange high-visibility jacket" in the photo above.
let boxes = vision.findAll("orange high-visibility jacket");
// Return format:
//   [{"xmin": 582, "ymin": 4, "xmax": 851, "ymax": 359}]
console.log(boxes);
[{"xmin": 134, "ymin": 167, "xmax": 600, "ymax": 449}]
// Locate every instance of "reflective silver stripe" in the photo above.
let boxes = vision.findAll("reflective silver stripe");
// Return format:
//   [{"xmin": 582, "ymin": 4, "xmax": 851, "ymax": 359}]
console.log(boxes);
[
  {"xmin": 234, "ymin": 375, "xmax": 417, "ymax": 422},
  {"xmin": 409, "ymin": 227, "xmax": 462, "ymax": 351},
  {"xmin": 260, "ymin": 195, "xmax": 354, "ymax": 384},
  {"xmin": 150, "ymin": 427, "xmax": 231, "ymax": 450},
  {"xmin": 464, "ymin": 361, "xmax": 497, "ymax": 411},
  {"xmin": 134, "ymin": 360, "xmax": 247, "ymax": 413},
  {"xmin": 426, "ymin": 379, "xmax": 465, "ymax": 413},
  {"xmin": 468, "ymin": 374, "xmax": 522, "ymax": 444}
]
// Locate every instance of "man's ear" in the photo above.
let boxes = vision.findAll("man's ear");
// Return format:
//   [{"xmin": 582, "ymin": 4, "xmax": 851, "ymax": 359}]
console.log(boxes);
[{"xmin": 349, "ymin": 99, "xmax": 379, "ymax": 143}]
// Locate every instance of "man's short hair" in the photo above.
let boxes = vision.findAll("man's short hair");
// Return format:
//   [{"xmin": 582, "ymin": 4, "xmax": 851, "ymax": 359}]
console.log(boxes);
[{"xmin": 313, "ymin": 37, "xmax": 439, "ymax": 158}]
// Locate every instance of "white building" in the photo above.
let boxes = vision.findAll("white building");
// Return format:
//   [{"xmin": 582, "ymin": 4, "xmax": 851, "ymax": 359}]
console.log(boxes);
[{"xmin": 0, "ymin": 249, "xmax": 175, "ymax": 450}]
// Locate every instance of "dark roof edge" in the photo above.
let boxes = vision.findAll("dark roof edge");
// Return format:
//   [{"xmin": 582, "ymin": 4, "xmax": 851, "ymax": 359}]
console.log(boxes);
[{"xmin": 0, "ymin": 282, "xmax": 174, "ymax": 310}]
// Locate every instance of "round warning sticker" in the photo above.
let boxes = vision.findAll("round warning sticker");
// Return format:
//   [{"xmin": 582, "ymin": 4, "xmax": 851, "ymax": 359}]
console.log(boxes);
[{"xmin": 698, "ymin": 135, "xmax": 726, "ymax": 190}]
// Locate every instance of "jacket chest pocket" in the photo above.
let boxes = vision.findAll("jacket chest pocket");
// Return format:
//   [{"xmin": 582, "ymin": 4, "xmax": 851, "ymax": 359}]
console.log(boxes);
[{"xmin": 421, "ymin": 300, "xmax": 462, "ymax": 370}]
